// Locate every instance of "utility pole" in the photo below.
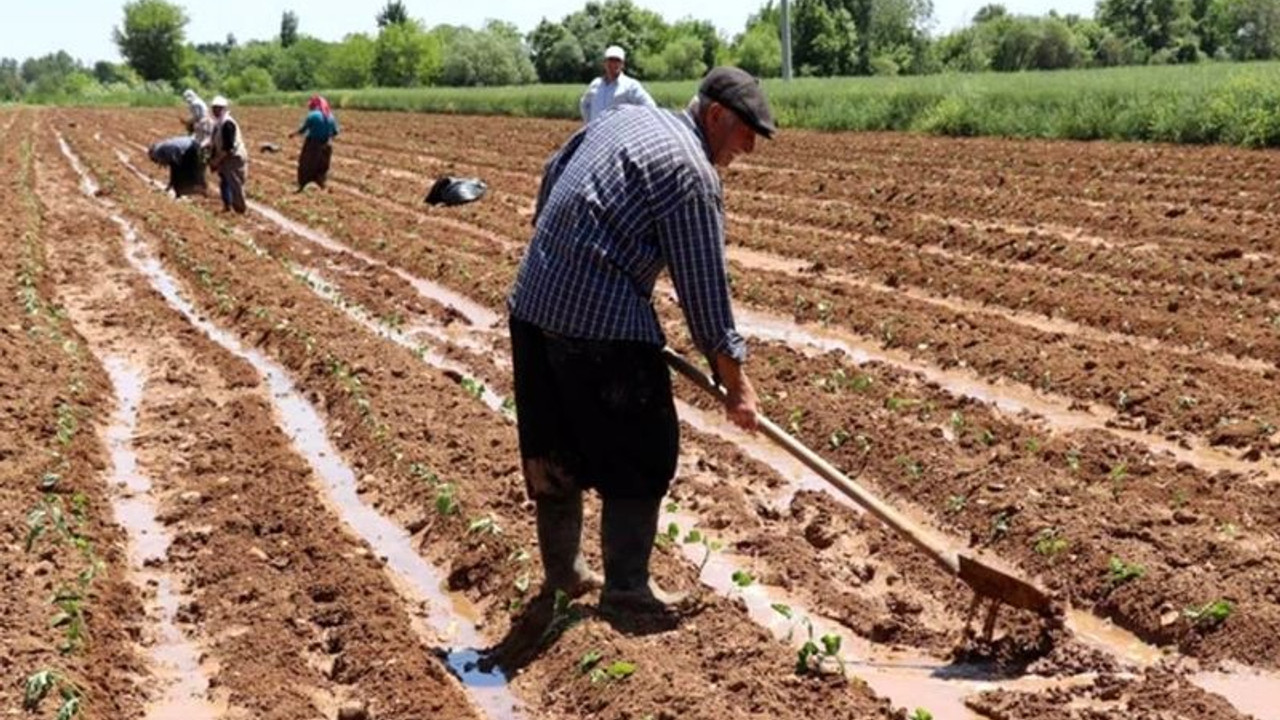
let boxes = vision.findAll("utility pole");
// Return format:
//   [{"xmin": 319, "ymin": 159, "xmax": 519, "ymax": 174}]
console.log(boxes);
[{"xmin": 780, "ymin": 0, "xmax": 793, "ymax": 81}]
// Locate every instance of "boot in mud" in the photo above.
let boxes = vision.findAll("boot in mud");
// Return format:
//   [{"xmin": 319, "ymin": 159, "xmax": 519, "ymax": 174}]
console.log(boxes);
[
  {"xmin": 599, "ymin": 495, "xmax": 686, "ymax": 615},
  {"xmin": 535, "ymin": 493, "xmax": 602, "ymax": 599}
]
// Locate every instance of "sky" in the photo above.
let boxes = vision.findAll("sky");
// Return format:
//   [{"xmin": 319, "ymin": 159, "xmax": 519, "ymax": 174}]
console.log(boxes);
[{"xmin": 4, "ymin": 0, "xmax": 1100, "ymax": 66}]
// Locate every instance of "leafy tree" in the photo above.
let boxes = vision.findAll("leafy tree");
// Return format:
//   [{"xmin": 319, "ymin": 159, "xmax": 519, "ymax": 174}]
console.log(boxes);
[
  {"xmin": 281, "ymin": 11, "xmax": 299, "ymax": 47},
  {"xmin": 373, "ymin": 21, "xmax": 443, "ymax": 86},
  {"xmin": 274, "ymin": 37, "xmax": 328, "ymax": 90},
  {"xmin": 319, "ymin": 33, "xmax": 376, "ymax": 88},
  {"xmin": 113, "ymin": 0, "xmax": 189, "ymax": 81},
  {"xmin": 376, "ymin": 1, "xmax": 411, "ymax": 28},
  {"xmin": 528, "ymin": 19, "xmax": 585, "ymax": 82},
  {"xmin": 792, "ymin": 0, "xmax": 858, "ymax": 75},
  {"xmin": 224, "ymin": 66, "xmax": 275, "ymax": 96},
  {"xmin": 438, "ymin": 21, "xmax": 537, "ymax": 86},
  {"xmin": 1097, "ymin": 0, "xmax": 1190, "ymax": 52},
  {"xmin": 1208, "ymin": 0, "xmax": 1280, "ymax": 59},
  {"xmin": 734, "ymin": 20, "xmax": 783, "ymax": 76},
  {"xmin": 973, "ymin": 3, "xmax": 1009, "ymax": 23},
  {"xmin": 646, "ymin": 32, "xmax": 708, "ymax": 79},
  {"xmin": 1, "ymin": 59, "xmax": 25, "ymax": 101},
  {"xmin": 670, "ymin": 18, "xmax": 723, "ymax": 71},
  {"xmin": 21, "ymin": 51, "xmax": 81, "ymax": 85}
]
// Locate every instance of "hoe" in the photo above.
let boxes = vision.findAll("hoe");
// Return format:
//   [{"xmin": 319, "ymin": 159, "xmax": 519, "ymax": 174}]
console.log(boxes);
[{"xmin": 663, "ymin": 348, "xmax": 1058, "ymax": 640}]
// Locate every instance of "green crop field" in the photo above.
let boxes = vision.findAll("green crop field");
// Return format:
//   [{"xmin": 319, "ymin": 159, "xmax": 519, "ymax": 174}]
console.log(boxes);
[{"xmin": 242, "ymin": 61, "xmax": 1280, "ymax": 147}]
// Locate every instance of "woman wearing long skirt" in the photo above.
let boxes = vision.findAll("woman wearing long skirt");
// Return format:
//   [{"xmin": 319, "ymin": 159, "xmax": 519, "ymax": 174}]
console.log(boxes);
[{"xmin": 294, "ymin": 95, "xmax": 339, "ymax": 191}]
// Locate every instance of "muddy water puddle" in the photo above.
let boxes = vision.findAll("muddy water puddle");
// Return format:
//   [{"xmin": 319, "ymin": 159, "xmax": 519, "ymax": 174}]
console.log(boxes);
[
  {"xmin": 64, "ymin": 135, "xmax": 522, "ymax": 719},
  {"xmin": 104, "ymin": 358, "xmax": 221, "ymax": 720}
]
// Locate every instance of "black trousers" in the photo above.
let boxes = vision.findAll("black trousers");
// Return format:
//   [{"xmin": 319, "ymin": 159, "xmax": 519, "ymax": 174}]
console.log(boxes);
[{"xmin": 509, "ymin": 317, "xmax": 679, "ymax": 500}]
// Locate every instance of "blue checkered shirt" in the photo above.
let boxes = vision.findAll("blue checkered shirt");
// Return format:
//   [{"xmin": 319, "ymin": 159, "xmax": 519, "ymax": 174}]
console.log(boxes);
[{"xmin": 509, "ymin": 105, "xmax": 747, "ymax": 363}]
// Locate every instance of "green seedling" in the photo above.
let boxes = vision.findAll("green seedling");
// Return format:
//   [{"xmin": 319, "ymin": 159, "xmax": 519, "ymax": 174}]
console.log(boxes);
[
  {"xmin": 1024, "ymin": 437, "xmax": 1042, "ymax": 454},
  {"xmin": 55, "ymin": 403, "xmax": 77, "ymax": 447},
  {"xmin": 990, "ymin": 511, "xmax": 1012, "ymax": 540},
  {"xmin": 665, "ymin": 501, "xmax": 680, "ymax": 513},
  {"xmin": 1066, "ymin": 449, "xmax": 1082, "ymax": 472},
  {"xmin": 578, "ymin": 649, "xmax": 603, "ymax": 674},
  {"xmin": 796, "ymin": 624, "xmax": 846, "ymax": 676},
  {"xmin": 509, "ymin": 548, "xmax": 531, "ymax": 564},
  {"xmin": 408, "ymin": 463, "xmax": 439, "ymax": 485},
  {"xmin": 885, "ymin": 396, "xmax": 918, "ymax": 412},
  {"xmin": 1184, "ymin": 599, "xmax": 1233, "ymax": 627},
  {"xmin": 434, "ymin": 484, "xmax": 459, "ymax": 516},
  {"xmin": 949, "ymin": 411, "xmax": 965, "ymax": 433},
  {"xmin": 467, "ymin": 515, "xmax": 501, "ymax": 535},
  {"xmin": 51, "ymin": 588, "xmax": 88, "ymax": 653},
  {"xmin": 829, "ymin": 429, "xmax": 851, "ymax": 449},
  {"xmin": 771, "ymin": 603, "xmax": 793, "ymax": 620},
  {"xmin": 513, "ymin": 573, "xmax": 531, "ymax": 595},
  {"xmin": 909, "ymin": 710, "xmax": 934, "ymax": 720},
  {"xmin": 897, "ymin": 456, "xmax": 923, "ymax": 479},
  {"xmin": 655, "ymin": 521, "xmax": 681, "ymax": 548},
  {"xmin": 500, "ymin": 396, "xmax": 516, "ymax": 416},
  {"xmin": 460, "ymin": 376, "xmax": 486, "ymax": 400},
  {"xmin": 946, "ymin": 495, "xmax": 967, "ymax": 513},
  {"xmin": 682, "ymin": 529, "xmax": 720, "ymax": 573},
  {"xmin": 604, "ymin": 660, "xmax": 636, "ymax": 680},
  {"xmin": 23, "ymin": 670, "xmax": 82, "ymax": 719},
  {"xmin": 731, "ymin": 569, "xmax": 755, "ymax": 588},
  {"xmin": 1107, "ymin": 556, "xmax": 1146, "ymax": 588},
  {"xmin": 1033, "ymin": 528, "xmax": 1069, "ymax": 558},
  {"xmin": 787, "ymin": 408, "xmax": 805, "ymax": 434},
  {"xmin": 1171, "ymin": 489, "xmax": 1189, "ymax": 509},
  {"xmin": 977, "ymin": 428, "xmax": 997, "ymax": 446}
]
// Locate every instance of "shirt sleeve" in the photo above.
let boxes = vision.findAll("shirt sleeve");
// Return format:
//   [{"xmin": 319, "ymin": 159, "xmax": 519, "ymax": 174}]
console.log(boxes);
[
  {"xmin": 656, "ymin": 192, "xmax": 747, "ymax": 362},
  {"xmin": 579, "ymin": 83, "xmax": 594, "ymax": 122},
  {"xmin": 221, "ymin": 121, "xmax": 236, "ymax": 151},
  {"xmin": 630, "ymin": 80, "xmax": 657, "ymax": 109}
]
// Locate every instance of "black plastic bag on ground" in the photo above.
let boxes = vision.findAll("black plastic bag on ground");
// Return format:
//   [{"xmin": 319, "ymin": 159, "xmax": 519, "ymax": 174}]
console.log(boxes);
[{"xmin": 425, "ymin": 176, "xmax": 487, "ymax": 206}]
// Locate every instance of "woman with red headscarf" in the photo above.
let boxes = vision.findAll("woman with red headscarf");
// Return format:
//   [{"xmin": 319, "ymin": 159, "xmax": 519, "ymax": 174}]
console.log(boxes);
[{"xmin": 293, "ymin": 95, "xmax": 339, "ymax": 191}]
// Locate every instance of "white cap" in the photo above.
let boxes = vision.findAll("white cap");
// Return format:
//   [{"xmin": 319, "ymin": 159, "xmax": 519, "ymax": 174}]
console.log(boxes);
[
  {"xmin": 604, "ymin": 45, "xmax": 625, "ymax": 61},
  {"xmin": 210, "ymin": 95, "xmax": 229, "ymax": 108}
]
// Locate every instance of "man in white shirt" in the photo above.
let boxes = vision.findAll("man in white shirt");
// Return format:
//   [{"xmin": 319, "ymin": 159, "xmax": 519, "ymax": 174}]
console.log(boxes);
[{"xmin": 579, "ymin": 45, "xmax": 656, "ymax": 123}]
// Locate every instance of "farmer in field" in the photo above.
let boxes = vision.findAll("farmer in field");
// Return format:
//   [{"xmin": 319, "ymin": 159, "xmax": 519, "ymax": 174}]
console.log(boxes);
[
  {"xmin": 147, "ymin": 135, "xmax": 207, "ymax": 198},
  {"xmin": 579, "ymin": 45, "xmax": 656, "ymax": 124},
  {"xmin": 181, "ymin": 88, "xmax": 214, "ymax": 146},
  {"xmin": 208, "ymin": 96, "xmax": 248, "ymax": 214},
  {"xmin": 510, "ymin": 67, "xmax": 772, "ymax": 615},
  {"xmin": 293, "ymin": 94, "xmax": 339, "ymax": 191}
]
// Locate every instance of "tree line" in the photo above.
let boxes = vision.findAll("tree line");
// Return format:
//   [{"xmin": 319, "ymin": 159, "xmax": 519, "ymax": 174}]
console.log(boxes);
[{"xmin": 2, "ymin": 0, "xmax": 1278, "ymax": 102}]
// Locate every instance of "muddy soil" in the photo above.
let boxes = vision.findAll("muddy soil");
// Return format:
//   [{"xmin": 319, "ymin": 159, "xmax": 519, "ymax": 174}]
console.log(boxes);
[{"xmin": 7, "ymin": 106, "xmax": 1280, "ymax": 720}]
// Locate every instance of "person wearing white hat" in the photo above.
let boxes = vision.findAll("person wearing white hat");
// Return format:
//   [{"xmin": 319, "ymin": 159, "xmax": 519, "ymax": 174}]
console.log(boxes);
[
  {"xmin": 208, "ymin": 95, "xmax": 249, "ymax": 214},
  {"xmin": 579, "ymin": 44, "xmax": 655, "ymax": 124}
]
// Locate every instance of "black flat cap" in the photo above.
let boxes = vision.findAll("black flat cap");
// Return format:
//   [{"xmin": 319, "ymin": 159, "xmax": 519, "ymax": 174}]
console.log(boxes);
[{"xmin": 699, "ymin": 66, "xmax": 777, "ymax": 139}]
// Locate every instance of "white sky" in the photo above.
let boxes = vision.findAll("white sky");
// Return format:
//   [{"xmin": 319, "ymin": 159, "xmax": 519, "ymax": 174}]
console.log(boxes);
[{"xmin": 4, "ymin": 0, "xmax": 1099, "ymax": 65}]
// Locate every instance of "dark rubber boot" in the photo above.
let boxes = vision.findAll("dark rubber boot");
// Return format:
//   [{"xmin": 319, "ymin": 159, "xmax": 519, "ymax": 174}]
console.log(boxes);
[
  {"xmin": 599, "ymin": 495, "xmax": 686, "ymax": 614},
  {"xmin": 535, "ymin": 493, "xmax": 601, "ymax": 598}
]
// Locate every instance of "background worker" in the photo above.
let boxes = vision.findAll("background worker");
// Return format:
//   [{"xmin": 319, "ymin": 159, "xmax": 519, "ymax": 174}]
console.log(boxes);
[
  {"xmin": 511, "ymin": 67, "xmax": 776, "ymax": 614},
  {"xmin": 208, "ymin": 95, "xmax": 248, "ymax": 214},
  {"xmin": 147, "ymin": 134, "xmax": 206, "ymax": 198},
  {"xmin": 579, "ymin": 45, "xmax": 656, "ymax": 123},
  {"xmin": 293, "ymin": 94, "xmax": 339, "ymax": 191}
]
